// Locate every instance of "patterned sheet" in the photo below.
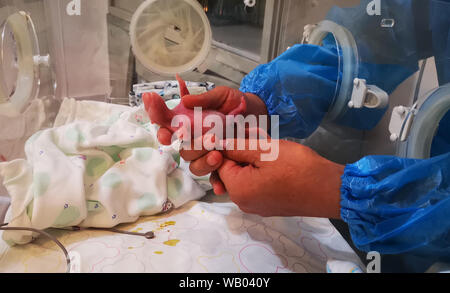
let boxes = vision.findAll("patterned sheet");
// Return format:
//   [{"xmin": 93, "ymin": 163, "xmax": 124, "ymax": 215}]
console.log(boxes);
[{"xmin": 0, "ymin": 195, "xmax": 363, "ymax": 273}]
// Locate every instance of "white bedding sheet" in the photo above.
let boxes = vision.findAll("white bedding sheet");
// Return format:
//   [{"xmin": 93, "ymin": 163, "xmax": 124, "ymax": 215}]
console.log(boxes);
[{"xmin": 0, "ymin": 194, "xmax": 364, "ymax": 273}]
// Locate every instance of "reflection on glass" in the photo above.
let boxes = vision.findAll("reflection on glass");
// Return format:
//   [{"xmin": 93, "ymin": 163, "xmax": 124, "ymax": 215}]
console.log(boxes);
[
  {"xmin": 198, "ymin": 0, "xmax": 266, "ymax": 60},
  {"xmin": 0, "ymin": 21, "xmax": 19, "ymax": 102}
]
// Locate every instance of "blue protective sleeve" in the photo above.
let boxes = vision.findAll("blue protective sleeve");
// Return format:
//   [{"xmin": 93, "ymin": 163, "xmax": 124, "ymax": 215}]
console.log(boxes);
[
  {"xmin": 341, "ymin": 153, "xmax": 450, "ymax": 263},
  {"xmin": 240, "ymin": 44, "xmax": 340, "ymax": 139}
]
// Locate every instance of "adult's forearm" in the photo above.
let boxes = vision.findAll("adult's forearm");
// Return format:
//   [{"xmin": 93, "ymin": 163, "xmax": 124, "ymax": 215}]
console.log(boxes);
[{"xmin": 297, "ymin": 156, "xmax": 344, "ymax": 220}]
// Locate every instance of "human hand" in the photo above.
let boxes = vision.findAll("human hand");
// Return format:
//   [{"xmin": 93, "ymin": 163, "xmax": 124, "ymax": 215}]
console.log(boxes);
[
  {"xmin": 181, "ymin": 88, "xmax": 268, "ymax": 180},
  {"xmin": 217, "ymin": 139, "xmax": 344, "ymax": 219},
  {"xmin": 153, "ymin": 83, "xmax": 268, "ymax": 189},
  {"xmin": 156, "ymin": 86, "xmax": 268, "ymax": 146}
]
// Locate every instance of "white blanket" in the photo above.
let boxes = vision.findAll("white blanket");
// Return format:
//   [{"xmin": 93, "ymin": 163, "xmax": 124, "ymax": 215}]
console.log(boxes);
[
  {"xmin": 0, "ymin": 200, "xmax": 365, "ymax": 273},
  {"xmin": 0, "ymin": 101, "xmax": 206, "ymax": 245}
]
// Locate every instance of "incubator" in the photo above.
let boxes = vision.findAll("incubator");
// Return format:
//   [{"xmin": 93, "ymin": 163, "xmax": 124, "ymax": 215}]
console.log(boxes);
[
  {"xmin": 298, "ymin": 0, "xmax": 448, "ymax": 162},
  {"xmin": 0, "ymin": 0, "xmax": 448, "ymax": 273}
]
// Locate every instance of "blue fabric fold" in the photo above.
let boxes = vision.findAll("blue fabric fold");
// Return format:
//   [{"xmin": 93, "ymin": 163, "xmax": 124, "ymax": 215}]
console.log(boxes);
[
  {"xmin": 240, "ymin": 44, "xmax": 341, "ymax": 139},
  {"xmin": 341, "ymin": 153, "xmax": 450, "ymax": 268}
]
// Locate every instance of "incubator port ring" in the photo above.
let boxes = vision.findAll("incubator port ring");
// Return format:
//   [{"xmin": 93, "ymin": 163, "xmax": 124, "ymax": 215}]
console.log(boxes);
[
  {"xmin": 307, "ymin": 20, "xmax": 360, "ymax": 123},
  {"xmin": 130, "ymin": 0, "xmax": 212, "ymax": 76},
  {"xmin": 402, "ymin": 85, "xmax": 450, "ymax": 159},
  {"xmin": 0, "ymin": 11, "xmax": 41, "ymax": 116}
]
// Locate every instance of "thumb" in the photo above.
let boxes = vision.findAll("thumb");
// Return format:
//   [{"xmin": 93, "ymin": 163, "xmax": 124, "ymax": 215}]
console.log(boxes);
[{"xmin": 217, "ymin": 158, "xmax": 246, "ymax": 189}]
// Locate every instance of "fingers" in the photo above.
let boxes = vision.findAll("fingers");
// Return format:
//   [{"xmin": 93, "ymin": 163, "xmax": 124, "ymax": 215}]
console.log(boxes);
[
  {"xmin": 182, "ymin": 87, "xmax": 227, "ymax": 110},
  {"xmin": 217, "ymin": 158, "xmax": 241, "ymax": 185},
  {"xmin": 217, "ymin": 158, "xmax": 254, "ymax": 194},
  {"xmin": 182, "ymin": 138, "xmax": 268, "ymax": 176},
  {"xmin": 182, "ymin": 86, "xmax": 244, "ymax": 115},
  {"xmin": 188, "ymin": 151, "xmax": 224, "ymax": 177},
  {"xmin": 179, "ymin": 135, "xmax": 212, "ymax": 161},
  {"xmin": 210, "ymin": 171, "xmax": 226, "ymax": 195},
  {"xmin": 180, "ymin": 148, "xmax": 209, "ymax": 162}
]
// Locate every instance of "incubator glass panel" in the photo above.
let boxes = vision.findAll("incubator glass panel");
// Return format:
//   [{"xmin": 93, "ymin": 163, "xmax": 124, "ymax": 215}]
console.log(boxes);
[
  {"xmin": 0, "ymin": 1, "xmax": 53, "ymax": 104},
  {"xmin": 0, "ymin": 19, "xmax": 19, "ymax": 104},
  {"xmin": 431, "ymin": 111, "xmax": 450, "ymax": 158},
  {"xmin": 198, "ymin": 0, "xmax": 266, "ymax": 61},
  {"xmin": 395, "ymin": 85, "xmax": 450, "ymax": 159},
  {"xmin": 285, "ymin": 0, "xmax": 448, "ymax": 162}
]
